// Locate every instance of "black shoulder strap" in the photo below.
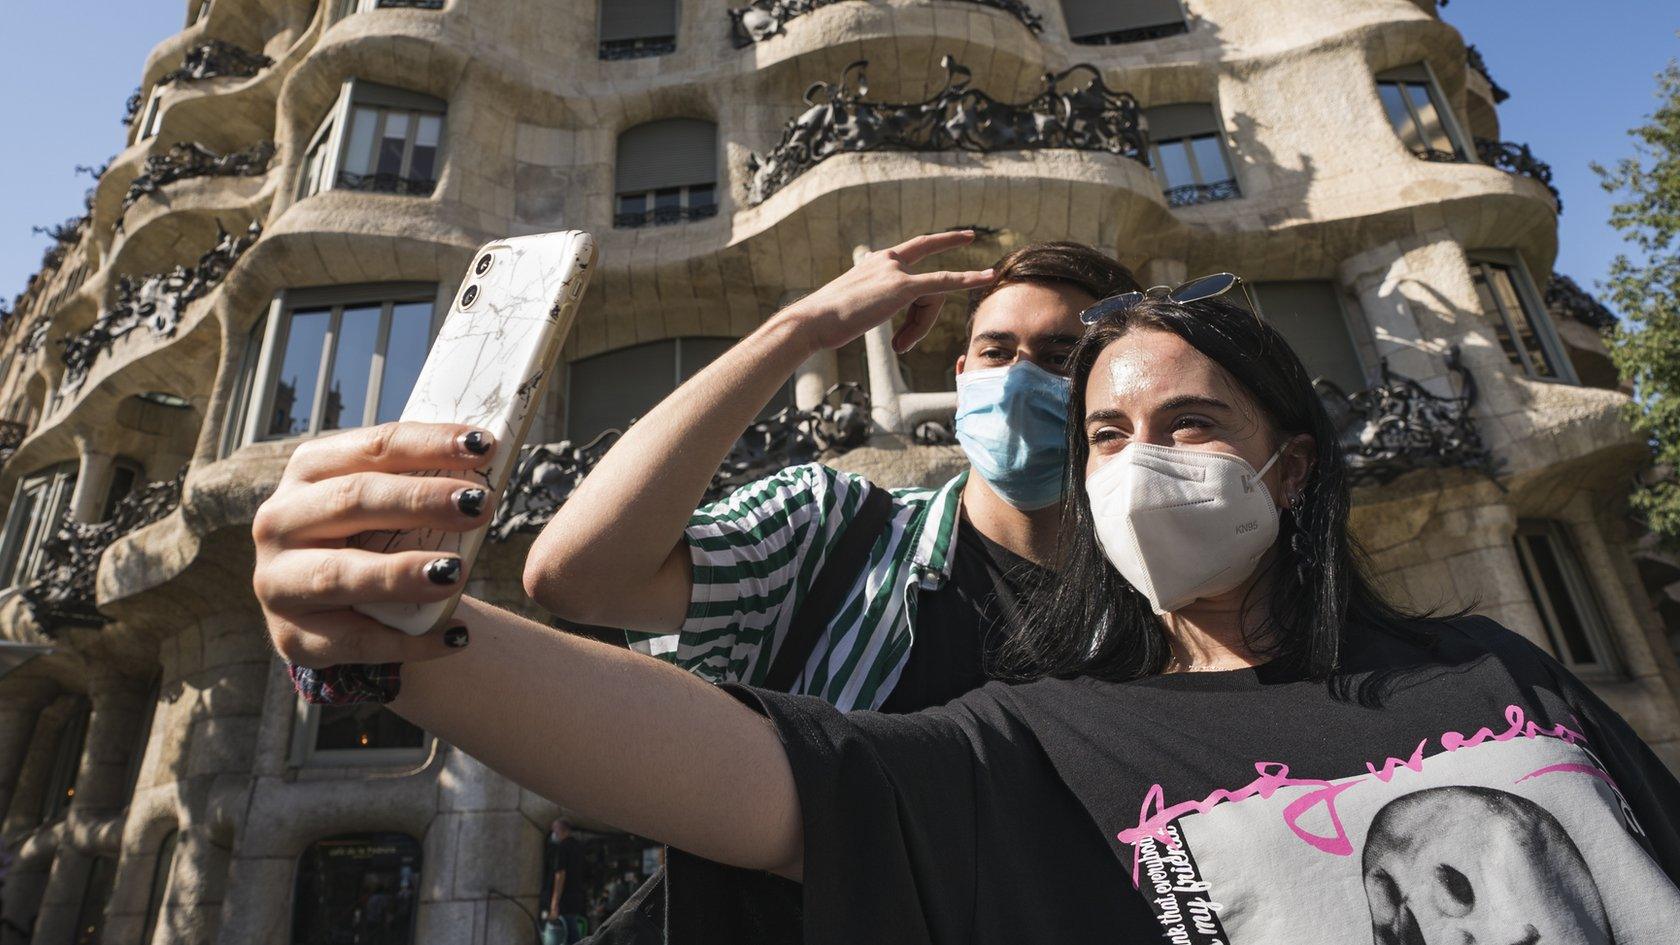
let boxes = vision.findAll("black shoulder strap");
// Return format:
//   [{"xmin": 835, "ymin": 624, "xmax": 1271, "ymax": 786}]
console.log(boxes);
[{"xmin": 761, "ymin": 482, "xmax": 895, "ymax": 693}]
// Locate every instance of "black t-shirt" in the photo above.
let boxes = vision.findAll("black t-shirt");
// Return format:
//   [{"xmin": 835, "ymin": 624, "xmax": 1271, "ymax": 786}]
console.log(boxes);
[
  {"xmin": 880, "ymin": 517, "xmax": 1049, "ymax": 713},
  {"xmin": 724, "ymin": 616, "xmax": 1680, "ymax": 944},
  {"xmin": 543, "ymin": 834, "xmax": 586, "ymax": 915}
]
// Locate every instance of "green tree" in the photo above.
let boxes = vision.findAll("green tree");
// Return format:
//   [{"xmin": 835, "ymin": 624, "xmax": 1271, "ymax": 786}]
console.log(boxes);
[{"xmin": 1599, "ymin": 60, "xmax": 1680, "ymax": 549}]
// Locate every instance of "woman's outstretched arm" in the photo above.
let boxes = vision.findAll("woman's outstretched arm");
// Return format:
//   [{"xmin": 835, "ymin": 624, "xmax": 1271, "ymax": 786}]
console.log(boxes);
[{"xmin": 252, "ymin": 422, "xmax": 803, "ymax": 877}]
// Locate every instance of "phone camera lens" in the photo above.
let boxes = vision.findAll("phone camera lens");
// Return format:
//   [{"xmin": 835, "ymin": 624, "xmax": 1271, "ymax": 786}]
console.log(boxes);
[
  {"xmin": 474, "ymin": 253, "xmax": 494, "ymax": 277},
  {"xmin": 460, "ymin": 284, "xmax": 480, "ymax": 308}
]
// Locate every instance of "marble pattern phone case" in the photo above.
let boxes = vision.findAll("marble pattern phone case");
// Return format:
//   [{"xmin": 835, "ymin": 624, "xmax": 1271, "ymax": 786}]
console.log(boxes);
[{"xmin": 351, "ymin": 230, "xmax": 596, "ymax": 634}]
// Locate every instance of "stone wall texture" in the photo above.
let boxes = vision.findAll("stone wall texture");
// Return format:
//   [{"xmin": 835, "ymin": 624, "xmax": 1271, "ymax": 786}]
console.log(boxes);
[{"xmin": 0, "ymin": 0, "xmax": 1676, "ymax": 942}]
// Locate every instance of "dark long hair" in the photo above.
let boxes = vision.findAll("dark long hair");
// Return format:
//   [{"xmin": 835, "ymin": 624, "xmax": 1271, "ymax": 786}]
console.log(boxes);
[{"xmin": 994, "ymin": 295, "xmax": 1438, "ymax": 683}]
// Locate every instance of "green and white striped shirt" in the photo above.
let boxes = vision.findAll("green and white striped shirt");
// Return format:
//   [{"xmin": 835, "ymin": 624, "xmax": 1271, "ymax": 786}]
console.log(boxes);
[{"xmin": 626, "ymin": 463, "xmax": 967, "ymax": 712}]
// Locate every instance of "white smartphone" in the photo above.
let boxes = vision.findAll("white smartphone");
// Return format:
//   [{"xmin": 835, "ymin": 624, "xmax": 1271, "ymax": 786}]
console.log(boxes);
[{"xmin": 350, "ymin": 230, "xmax": 597, "ymax": 635}]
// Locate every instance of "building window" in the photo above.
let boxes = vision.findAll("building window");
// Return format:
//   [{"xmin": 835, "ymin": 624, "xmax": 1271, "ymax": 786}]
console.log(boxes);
[
  {"xmin": 293, "ymin": 700, "xmax": 430, "ymax": 767},
  {"xmin": 1144, "ymin": 104, "xmax": 1240, "ymax": 207},
  {"xmin": 296, "ymin": 81, "xmax": 445, "ymax": 200},
  {"xmin": 292, "ymin": 833, "xmax": 421, "ymax": 945},
  {"xmin": 614, "ymin": 119, "xmax": 718, "ymax": 228},
  {"xmin": 222, "ymin": 314, "xmax": 267, "ymax": 456},
  {"xmin": 241, "ymin": 285, "xmax": 438, "ymax": 445},
  {"xmin": 100, "ymin": 461, "xmax": 141, "ymax": 523},
  {"xmin": 137, "ymin": 87, "xmax": 166, "ymax": 142},
  {"xmin": 1249, "ymin": 281, "xmax": 1367, "ymax": 393},
  {"xmin": 141, "ymin": 830, "xmax": 179, "ymax": 945},
  {"xmin": 1062, "ymin": 0, "xmax": 1187, "ymax": 44},
  {"xmin": 1376, "ymin": 63, "xmax": 1466, "ymax": 162},
  {"xmin": 1513, "ymin": 520, "xmax": 1619, "ymax": 677},
  {"xmin": 193, "ymin": 0, "xmax": 212, "ymax": 23},
  {"xmin": 599, "ymin": 0, "xmax": 677, "ymax": 59},
  {"xmin": 1469, "ymin": 254, "xmax": 1573, "ymax": 382},
  {"xmin": 73, "ymin": 855, "xmax": 118, "ymax": 945},
  {"xmin": 40, "ymin": 697, "xmax": 89, "ymax": 824},
  {"xmin": 332, "ymin": 0, "xmax": 445, "ymax": 19},
  {"xmin": 0, "ymin": 462, "xmax": 78, "ymax": 588},
  {"xmin": 567, "ymin": 338, "xmax": 792, "ymax": 443}
]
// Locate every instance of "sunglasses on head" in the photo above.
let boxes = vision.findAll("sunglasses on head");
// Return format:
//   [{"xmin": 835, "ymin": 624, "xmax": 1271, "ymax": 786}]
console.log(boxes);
[{"xmin": 1078, "ymin": 272, "xmax": 1261, "ymax": 326}]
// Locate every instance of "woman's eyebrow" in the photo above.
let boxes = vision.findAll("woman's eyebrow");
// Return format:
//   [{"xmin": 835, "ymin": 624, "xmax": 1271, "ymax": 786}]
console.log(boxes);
[{"xmin": 1156, "ymin": 394, "xmax": 1232, "ymax": 413}]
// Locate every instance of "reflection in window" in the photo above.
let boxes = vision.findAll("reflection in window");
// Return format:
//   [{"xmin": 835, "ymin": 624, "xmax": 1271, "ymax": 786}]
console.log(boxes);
[
  {"xmin": 257, "ymin": 289, "xmax": 437, "ymax": 442},
  {"xmin": 1144, "ymin": 104, "xmax": 1239, "ymax": 207},
  {"xmin": 567, "ymin": 338, "xmax": 792, "ymax": 443},
  {"xmin": 1469, "ymin": 258, "xmax": 1568, "ymax": 381},
  {"xmin": 73, "ymin": 855, "xmax": 118, "ymax": 945},
  {"xmin": 296, "ymin": 82, "xmax": 445, "ymax": 200},
  {"xmin": 292, "ymin": 833, "xmax": 421, "ymax": 945},
  {"xmin": 141, "ymin": 830, "xmax": 179, "ymax": 945},
  {"xmin": 614, "ymin": 120, "xmax": 719, "ymax": 228},
  {"xmin": 1513, "ymin": 520, "xmax": 1618, "ymax": 677},
  {"xmin": 1376, "ymin": 64, "xmax": 1464, "ymax": 162}
]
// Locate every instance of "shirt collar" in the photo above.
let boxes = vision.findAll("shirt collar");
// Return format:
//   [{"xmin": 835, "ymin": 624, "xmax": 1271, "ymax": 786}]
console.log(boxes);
[{"xmin": 909, "ymin": 470, "xmax": 968, "ymax": 590}]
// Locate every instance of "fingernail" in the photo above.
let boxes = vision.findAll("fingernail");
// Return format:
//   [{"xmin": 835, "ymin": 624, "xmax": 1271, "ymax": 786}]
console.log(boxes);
[
  {"xmin": 455, "ymin": 488, "xmax": 487, "ymax": 516},
  {"xmin": 443, "ymin": 625, "xmax": 469, "ymax": 648},
  {"xmin": 461, "ymin": 430, "xmax": 493, "ymax": 455},
  {"xmin": 425, "ymin": 557, "xmax": 462, "ymax": 585}
]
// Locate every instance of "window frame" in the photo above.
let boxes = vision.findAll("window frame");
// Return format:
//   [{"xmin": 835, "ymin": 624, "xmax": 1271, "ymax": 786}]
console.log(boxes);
[
  {"xmin": 1144, "ymin": 102, "xmax": 1241, "ymax": 207},
  {"xmin": 290, "ymin": 698, "xmax": 434, "ymax": 768},
  {"xmin": 1062, "ymin": 0, "xmax": 1189, "ymax": 45},
  {"xmin": 294, "ymin": 80, "xmax": 446, "ymax": 201},
  {"xmin": 137, "ymin": 86, "xmax": 167, "ymax": 143},
  {"xmin": 597, "ymin": 0, "xmax": 679, "ymax": 60},
  {"xmin": 0, "ymin": 462, "xmax": 78, "ymax": 589},
  {"xmin": 1249, "ymin": 280, "xmax": 1371, "ymax": 392},
  {"xmin": 1375, "ymin": 61, "xmax": 1471, "ymax": 163},
  {"xmin": 613, "ymin": 183, "xmax": 719, "ymax": 228},
  {"xmin": 39, "ymin": 697, "xmax": 90, "ymax": 825},
  {"xmin": 1467, "ymin": 251, "xmax": 1577, "ymax": 384},
  {"xmin": 565, "ymin": 337, "xmax": 790, "ymax": 441},
  {"xmin": 241, "ymin": 283, "xmax": 443, "ymax": 448},
  {"xmin": 141, "ymin": 829, "xmax": 179, "ymax": 945},
  {"xmin": 1512, "ymin": 519, "xmax": 1621, "ymax": 679}
]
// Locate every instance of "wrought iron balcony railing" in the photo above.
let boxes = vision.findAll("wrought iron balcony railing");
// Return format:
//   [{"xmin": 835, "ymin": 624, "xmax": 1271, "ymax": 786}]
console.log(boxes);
[
  {"xmin": 121, "ymin": 140, "xmax": 275, "ymax": 212},
  {"xmin": 729, "ymin": 0, "xmax": 1042, "ymax": 47},
  {"xmin": 1163, "ymin": 179, "xmax": 1240, "ymax": 208},
  {"xmin": 20, "ymin": 467, "xmax": 187, "ymax": 633},
  {"xmin": 0, "ymin": 420, "xmax": 27, "ymax": 467},
  {"xmin": 1313, "ymin": 347, "xmax": 1498, "ymax": 487},
  {"xmin": 59, "ymin": 220, "xmax": 261, "ymax": 392},
  {"xmin": 1464, "ymin": 44, "xmax": 1510, "ymax": 104},
  {"xmin": 599, "ymin": 36, "xmax": 677, "ymax": 60},
  {"xmin": 747, "ymin": 56, "xmax": 1148, "ymax": 205},
  {"xmin": 335, "ymin": 171, "xmax": 437, "ymax": 197},
  {"xmin": 613, "ymin": 203, "xmax": 720, "ymax": 229},
  {"xmin": 1474, "ymin": 138, "xmax": 1561, "ymax": 210},
  {"xmin": 157, "ymin": 40, "xmax": 272, "ymax": 86}
]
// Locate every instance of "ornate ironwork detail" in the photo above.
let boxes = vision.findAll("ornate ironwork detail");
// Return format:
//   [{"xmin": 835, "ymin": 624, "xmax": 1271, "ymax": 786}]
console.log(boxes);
[
  {"xmin": 729, "ymin": 0, "xmax": 1042, "ymax": 47},
  {"xmin": 121, "ymin": 141, "xmax": 275, "ymax": 211},
  {"xmin": 599, "ymin": 37, "xmax": 677, "ymax": 60},
  {"xmin": 1071, "ymin": 21, "xmax": 1188, "ymax": 46},
  {"xmin": 21, "ymin": 467, "xmax": 187, "ymax": 633},
  {"xmin": 614, "ymin": 203, "xmax": 719, "ymax": 229},
  {"xmin": 59, "ymin": 221, "xmax": 261, "ymax": 392},
  {"xmin": 1474, "ymin": 137, "xmax": 1561, "ymax": 210},
  {"xmin": 490, "ymin": 384, "xmax": 871, "ymax": 541},
  {"xmin": 1410, "ymin": 146, "xmax": 1464, "ymax": 164},
  {"xmin": 1163, "ymin": 179, "xmax": 1241, "ymax": 208},
  {"xmin": 121, "ymin": 86, "xmax": 144, "ymax": 126},
  {"xmin": 1545, "ymin": 272, "xmax": 1617, "ymax": 331},
  {"xmin": 1313, "ymin": 347, "xmax": 1497, "ymax": 487},
  {"xmin": 0, "ymin": 420, "xmax": 26, "ymax": 467},
  {"xmin": 31, "ymin": 215, "xmax": 89, "ymax": 275},
  {"xmin": 334, "ymin": 170, "xmax": 437, "ymax": 196},
  {"xmin": 21, "ymin": 315, "xmax": 51, "ymax": 355},
  {"xmin": 1464, "ymin": 45, "xmax": 1510, "ymax": 104},
  {"xmin": 747, "ymin": 56, "xmax": 1147, "ymax": 205},
  {"xmin": 157, "ymin": 40, "xmax": 272, "ymax": 86}
]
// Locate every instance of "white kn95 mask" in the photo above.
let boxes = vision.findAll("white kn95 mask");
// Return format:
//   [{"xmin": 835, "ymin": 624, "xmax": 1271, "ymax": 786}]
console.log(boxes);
[{"xmin": 1086, "ymin": 441, "xmax": 1286, "ymax": 615}]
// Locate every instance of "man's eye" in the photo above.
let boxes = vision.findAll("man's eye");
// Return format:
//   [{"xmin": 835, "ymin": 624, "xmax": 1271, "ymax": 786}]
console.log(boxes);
[{"xmin": 980, "ymin": 349, "xmax": 1010, "ymax": 360}]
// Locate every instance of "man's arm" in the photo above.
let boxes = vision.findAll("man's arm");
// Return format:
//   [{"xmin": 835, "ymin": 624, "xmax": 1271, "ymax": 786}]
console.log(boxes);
[{"xmin": 522, "ymin": 231, "xmax": 994, "ymax": 633}]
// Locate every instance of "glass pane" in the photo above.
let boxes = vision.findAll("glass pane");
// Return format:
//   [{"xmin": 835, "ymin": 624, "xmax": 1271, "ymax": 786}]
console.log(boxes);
[
  {"xmin": 300, "ymin": 134, "xmax": 327, "ymax": 198},
  {"xmin": 653, "ymin": 187, "xmax": 681, "ymax": 210},
  {"xmin": 1488, "ymin": 265, "xmax": 1558, "ymax": 378},
  {"xmin": 73, "ymin": 856, "xmax": 118, "ymax": 945},
  {"xmin": 321, "ymin": 305, "xmax": 381, "ymax": 431},
  {"xmin": 292, "ymin": 834, "xmax": 420, "ymax": 945},
  {"xmin": 1519, "ymin": 533, "xmax": 1597, "ymax": 665},
  {"xmin": 100, "ymin": 466, "xmax": 138, "ymax": 522},
  {"xmin": 1, "ymin": 483, "xmax": 46, "ymax": 587},
  {"xmin": 568, "ymin": 341, "xmax": 678, "ymax": 442},
  {"xmin": 142, "ymin": 831, "xmax": 178, "ymax": 945},
  {"xmin": 377, "ymin": 111, "xmax": 409, "ymax": 177},
  {"xmin": 1189, "ymin": 135, "xmax": 1233, "ymax": 183},
  {"xmin": 1470, "ymin": 265, "xmax": 1526, "ymax": 370},
  {"xmin": 343, "ymin": 106, "xmax": 379, "ymax": 177},
  {"xmin": 25, "ymin": 473, "xmax": 76, "ymax": 583},
  {"xmin": 410, "ymin": 114, "xmax": 441, "ymax": 183},
  {"xmin": 376, "ymin": 301, "xmax": 434, "ymax": 424},
  {"xmin": 1376, "ymin": 83, "xmax": 1422, "ymax": 152},
  {"xmin": 1155, "ymin": 140, "xmax": 1196, "ymax": 189},
  {"xmin": 316, "ymin": 704, "xmax": 427, "ymax": 751},
  {"xmin": 1404, "ymin": 82, "xmax": 1455, "ymax": 156},
  {"xmin": 687, "ymin": 183, "xmax": 715, "ymax": 209},
  {"xmin": 268, "ymin": 308, "xmax": 331, "ymax": 437},
  {"xmin": 1253, "ymin": 282, "xmax": 1364, "ymax": 392}
]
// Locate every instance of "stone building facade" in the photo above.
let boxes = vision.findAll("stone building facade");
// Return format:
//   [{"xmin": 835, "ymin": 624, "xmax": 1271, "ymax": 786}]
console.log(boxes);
[{"xmin": 0, "ymin": 0, "xmax": 1675, "ymax": 942}]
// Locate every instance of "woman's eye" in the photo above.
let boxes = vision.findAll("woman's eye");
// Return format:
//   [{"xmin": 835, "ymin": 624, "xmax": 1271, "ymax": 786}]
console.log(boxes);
[
  {"xmin": 1089, "ymin": 427, "xmax": 1125, "ymax": 444},
  {"xmin": 1172, "ymin": 415, "xmax": 1213, "ymax": 433}
]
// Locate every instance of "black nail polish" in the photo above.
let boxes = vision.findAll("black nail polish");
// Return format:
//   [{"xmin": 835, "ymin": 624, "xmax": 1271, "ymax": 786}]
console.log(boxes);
[
  {"xmin": 462, "ymin": 430, "xmax": 492, "ymax": 455},
  {"xmin": 455, "ymin": 488, "xmax": 487, "ymax": 516},
  {"xmin": 425, "ymin": 557, "xmax": 462, "ymax": 585},
  {"xmin": 443, "ymin": 625, "xmax": 469, "ymax": 648}
]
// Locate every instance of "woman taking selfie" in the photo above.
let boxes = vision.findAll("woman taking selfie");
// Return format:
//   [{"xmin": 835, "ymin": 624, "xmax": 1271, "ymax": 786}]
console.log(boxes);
[{"xmin": 253, "ymin": 246, "xmax": 1680, "ymax": 944}]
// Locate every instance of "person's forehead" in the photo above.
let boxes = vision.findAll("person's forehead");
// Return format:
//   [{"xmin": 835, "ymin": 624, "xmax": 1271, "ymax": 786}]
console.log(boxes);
[
  {"xmin": 1085, "ymin": 331, "xmax": 1244, "ymax": 412},
  {"xmin": 971, "ymin": 281, "xmax": 1094, "ymax": 336}
]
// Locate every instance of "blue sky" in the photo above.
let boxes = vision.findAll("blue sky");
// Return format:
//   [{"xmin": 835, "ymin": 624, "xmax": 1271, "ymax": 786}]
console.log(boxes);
[{"xmin": 1, "ymin": 1, "xmax": 1675, "ymax": 316}]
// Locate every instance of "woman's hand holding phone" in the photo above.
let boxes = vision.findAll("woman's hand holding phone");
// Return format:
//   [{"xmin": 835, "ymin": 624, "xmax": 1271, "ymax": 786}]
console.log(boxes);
[{"xmin": 253, "ymin": 421, "xmax": 500, "ymax": 668}]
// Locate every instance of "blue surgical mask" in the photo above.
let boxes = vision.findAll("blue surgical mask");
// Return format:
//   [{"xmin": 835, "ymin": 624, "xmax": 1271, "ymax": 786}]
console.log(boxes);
[{"xmin": 953, "ymin": 360, "xmax": 1071, "ymax": 511}]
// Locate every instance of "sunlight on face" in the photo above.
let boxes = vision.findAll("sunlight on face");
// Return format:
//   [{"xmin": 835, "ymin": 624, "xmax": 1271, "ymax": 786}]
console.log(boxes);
[{"xmin": 960, "ymin": 281, "xmax": 1095, "ymax": 378}]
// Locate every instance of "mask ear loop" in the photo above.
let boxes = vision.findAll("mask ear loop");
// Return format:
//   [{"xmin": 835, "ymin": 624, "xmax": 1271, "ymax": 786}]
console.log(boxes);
[{"xmin": 1241, "ymin": 444, "xmax": 1288, "ymax": 493}]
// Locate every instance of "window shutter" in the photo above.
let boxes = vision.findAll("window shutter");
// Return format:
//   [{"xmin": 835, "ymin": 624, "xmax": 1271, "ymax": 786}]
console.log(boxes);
[
  {"xmin": 1062, "ymin": 0, "xmax": 1185, "ymax": 40},
  {"xmin": 1144, "ymin": 103, "xmax": 1220, "ymax": 142},
  {"xmin": 615, "ymin": 119, "xmax": 719, "ymax": 193},
  {"xmin": 1252, "ymin": 281, "xmax": 1365, "ymax": 392},
  {"xmin": 599, "ymin": 0, "xmax": 677, "ymax": 42}
]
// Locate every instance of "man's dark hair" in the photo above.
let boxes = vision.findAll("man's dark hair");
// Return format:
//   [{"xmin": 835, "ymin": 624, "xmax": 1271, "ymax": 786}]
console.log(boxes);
[{"xmin": 964, "ymin": 241, "xmax": 1142, "ymax": 339}]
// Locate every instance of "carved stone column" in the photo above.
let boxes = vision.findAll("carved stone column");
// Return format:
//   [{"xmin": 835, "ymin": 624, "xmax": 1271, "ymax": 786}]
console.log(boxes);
[{"xmin": 69, "ymin": 450, "xmax": 116, "ymax": 524}]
